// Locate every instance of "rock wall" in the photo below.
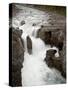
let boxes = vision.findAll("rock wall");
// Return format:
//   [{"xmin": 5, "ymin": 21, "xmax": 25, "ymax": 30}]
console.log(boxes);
[{"xmin": 11, "ymin": 27, "xmax": 24, "ymax": 86}]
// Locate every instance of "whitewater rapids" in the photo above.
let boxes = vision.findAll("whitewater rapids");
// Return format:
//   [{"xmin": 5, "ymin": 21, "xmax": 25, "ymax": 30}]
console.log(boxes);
[{"xmin": 12, "ymin": 5, "xmax": 65, "ymax": 86}]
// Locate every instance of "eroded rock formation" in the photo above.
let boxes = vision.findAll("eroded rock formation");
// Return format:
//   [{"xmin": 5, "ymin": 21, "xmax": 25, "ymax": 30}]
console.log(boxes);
[
  {"xmin": 45, "ymin": 49, "xmax": 66, "ymax": 78},
  {"xmin": 11, "ymin": 27, "xmax": 24, "ymax": 86}
]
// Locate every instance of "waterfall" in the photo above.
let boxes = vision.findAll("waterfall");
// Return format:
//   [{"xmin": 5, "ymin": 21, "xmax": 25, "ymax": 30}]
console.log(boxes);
[
  {"xmin": 20, "ymin": 24, "xmax": 65, "ymax": 86},
  {"xmin": 12, "ymin": 5, "xmax": 65, "ymax": 86}
]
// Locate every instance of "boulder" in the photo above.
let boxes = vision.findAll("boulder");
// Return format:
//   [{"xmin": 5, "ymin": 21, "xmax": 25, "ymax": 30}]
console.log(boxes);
[
  {"xmin": 44, "ymin": 49, "xmax": 57, "ymax": 68},
  {"xmin": 13, "ymin": 27, "xmax": 23, "ymax": 37},
  {"xmin": 20, "ymin": 20, "xmax": 25, "ymax": 26},
  {"xmin": 27, "ymin": 36, "xmax": 32, "ymax": 54}
]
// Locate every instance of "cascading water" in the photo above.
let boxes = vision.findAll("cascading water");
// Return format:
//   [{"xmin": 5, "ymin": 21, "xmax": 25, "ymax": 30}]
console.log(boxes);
[{"xmin": 12, "ymin": 5, "xmax": 65, "ymax": 86}]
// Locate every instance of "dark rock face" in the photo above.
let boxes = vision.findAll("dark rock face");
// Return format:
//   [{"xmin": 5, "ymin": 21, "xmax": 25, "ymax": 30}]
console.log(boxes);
[
  {"xmin": 27, "ymin": 36, "xmax": 32, "ymax": 54},
  {"xmin": 37, "ymin": 28, "xmax": 64, "ymax": 50},
  {"xmin": 37, "ymin": 29, "xmax": 51, "ymax": 44},
  {"xmin": 58, "ymin": 40, "xmax": 66, "ymax": 78},
  {"xmin": 50, "ymin": 30, "xmax": 64, "ymax": 50},
  {"xmin": 45, "ymin": 49, "xmax": 66, "ymax": 78},
  {"xmin": 11, "ymin": 27, "xmax": 24, "ymax": 86},
  {"xmin": 44, "ymin": 49, "xmax": 57, "ymax": 68}
]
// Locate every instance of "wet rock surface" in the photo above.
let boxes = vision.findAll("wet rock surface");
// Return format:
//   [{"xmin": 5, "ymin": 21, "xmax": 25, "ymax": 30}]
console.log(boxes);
[
  {"xmin": 27, "ymin": 36, "xmax": 32, "ymax": 54},
  {"xmin": 11, "ymin": 27, "xmax": 24, "ymax": 86},
  {"xmin": 37, "ymin": 29, "xmax": 51, "ymax": 44},
  {"xmin": 45, "ymin": 49, "xmax": 66, "ymax": 78}
]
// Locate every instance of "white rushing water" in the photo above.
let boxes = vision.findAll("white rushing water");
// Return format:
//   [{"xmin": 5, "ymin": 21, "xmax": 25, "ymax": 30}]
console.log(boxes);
[{"xmin": 12, "ymin": 5, "xmax": 65, "ymax": 86}]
